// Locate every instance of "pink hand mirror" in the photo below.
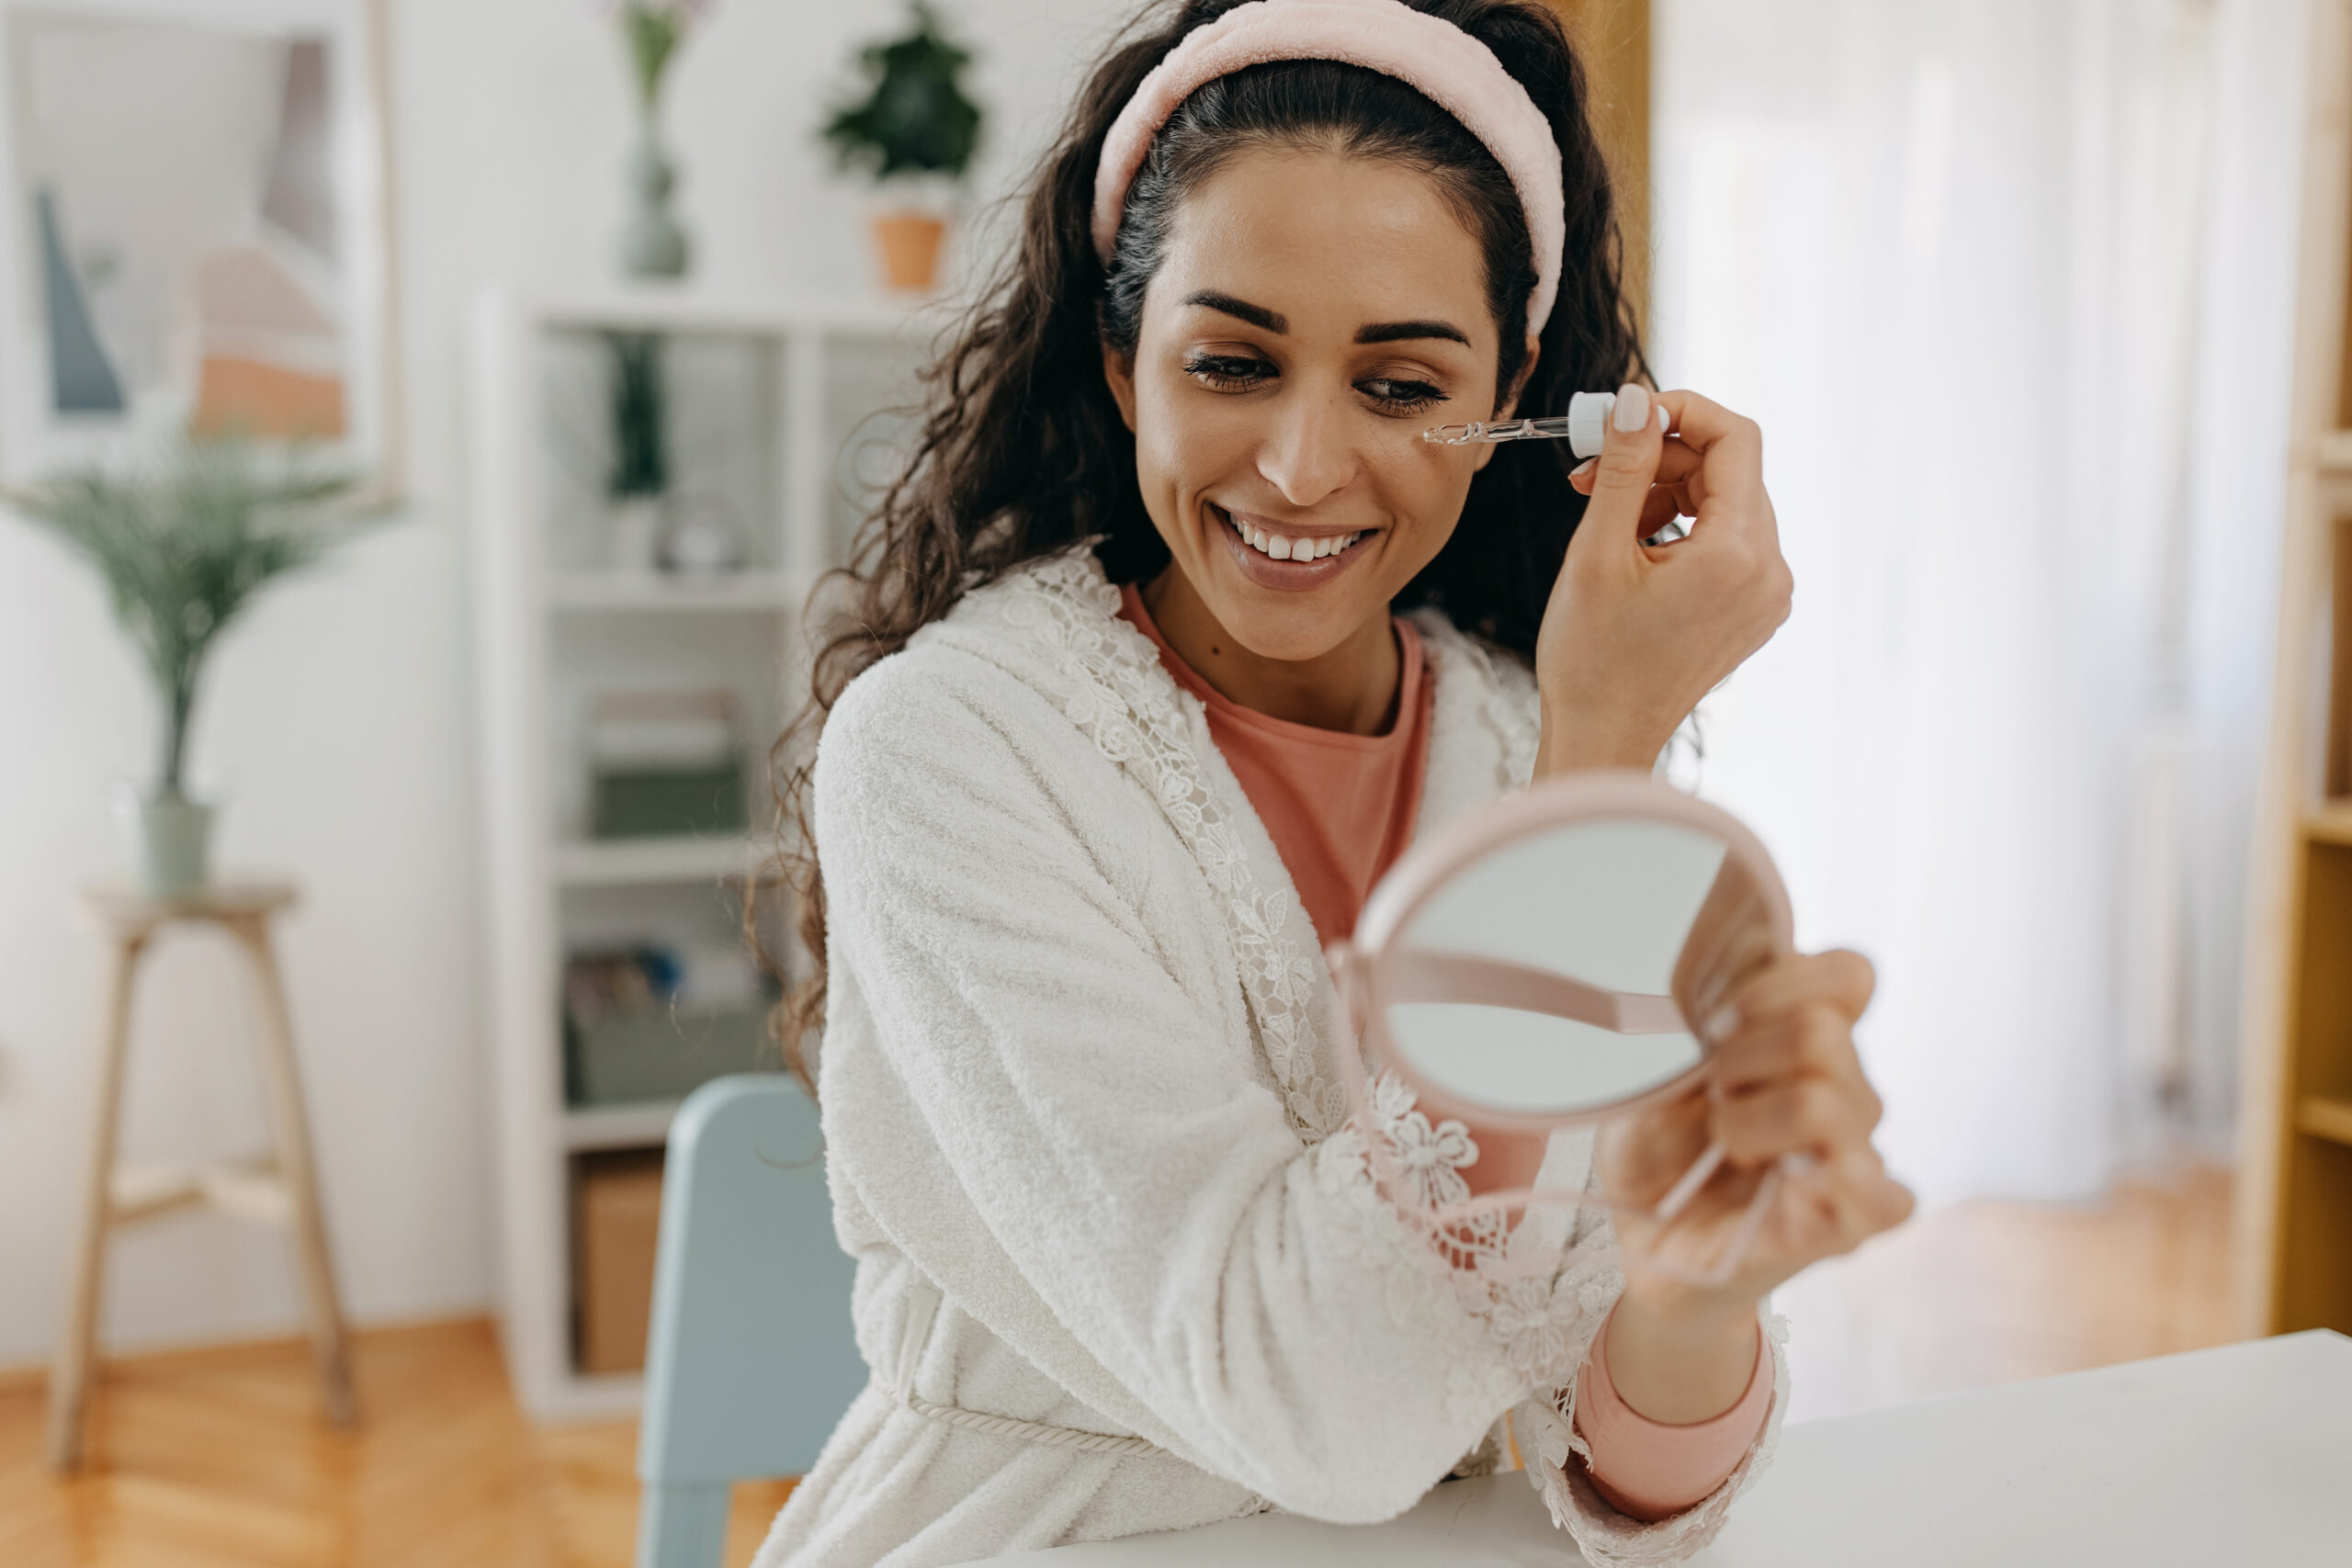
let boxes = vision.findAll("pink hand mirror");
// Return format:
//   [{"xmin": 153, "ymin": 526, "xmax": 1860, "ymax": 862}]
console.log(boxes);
[{"xmin": 1325, "ymin": 770, "xmax": 1795, "ymax": 1286}]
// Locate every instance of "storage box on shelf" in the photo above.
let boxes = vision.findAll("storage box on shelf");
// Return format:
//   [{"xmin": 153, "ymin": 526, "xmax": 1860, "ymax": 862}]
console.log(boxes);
[
  {"xmin": 469, "ymin": 288, "xmax": 928, "ymax": 1418},
  {"xmin": 2242, "ymin": 0, "xmax": 2352, "ymax": 1342},
  {"xmin": 574, "ymin": 1147, "xmax": 667, "ymax": 1376}
]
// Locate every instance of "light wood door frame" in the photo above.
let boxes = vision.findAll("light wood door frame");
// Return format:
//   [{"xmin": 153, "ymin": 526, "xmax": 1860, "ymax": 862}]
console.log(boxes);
[
  {"xmin": 1552, "ymin": 0, "xmax": 1653, "ymax": 333},
  {"xmin": 2235, "ymin": 0, "xmax": 2352, "ymax": 1338}
]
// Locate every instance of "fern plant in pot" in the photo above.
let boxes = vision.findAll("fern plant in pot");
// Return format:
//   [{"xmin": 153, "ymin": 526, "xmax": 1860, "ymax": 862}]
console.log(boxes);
[
  {"xmin": 822, "ymin": 2, "xmax": 983, "ymax": 294},
  {"xmin": 8, "ymin": 443, "xmax": 373, "ymax": 895}
]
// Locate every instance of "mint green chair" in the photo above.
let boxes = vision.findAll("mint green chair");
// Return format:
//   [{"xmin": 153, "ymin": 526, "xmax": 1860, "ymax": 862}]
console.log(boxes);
[{"xmin": 635, "ymin": 1074, "xmax": 865, "ymax": 1568}]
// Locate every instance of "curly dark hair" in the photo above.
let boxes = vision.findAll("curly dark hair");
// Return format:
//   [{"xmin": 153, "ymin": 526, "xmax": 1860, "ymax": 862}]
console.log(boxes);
[{"xmin": 760, "ymin": 0, "xmax": 1648, "ymax": 1092}]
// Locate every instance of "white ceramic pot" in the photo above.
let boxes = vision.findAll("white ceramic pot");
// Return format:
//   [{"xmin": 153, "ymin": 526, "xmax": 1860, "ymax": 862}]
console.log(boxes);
[
  {"xmin": 610, "ymin": 493, "xmax": 667, "ymax": 574},
  {"xmin": 112, "ymin": 787, "xmax": 215, "ymax": 897}
]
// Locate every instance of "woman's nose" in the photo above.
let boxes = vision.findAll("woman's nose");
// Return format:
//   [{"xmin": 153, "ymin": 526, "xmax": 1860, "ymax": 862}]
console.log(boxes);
[{"xmin": 1257, "ymin": 392, "xmax": 1359, "ymax": 509}]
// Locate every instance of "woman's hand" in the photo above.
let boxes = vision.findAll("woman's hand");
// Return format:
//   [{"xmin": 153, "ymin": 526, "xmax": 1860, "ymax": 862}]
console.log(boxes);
[
  {"xmin": 1592, "ymin": 948, "xmax": 1916, "ymax": 1421},
  {"xmin": 1533, "ymin": 385, "xmax": 1794, "ymax": 776}
]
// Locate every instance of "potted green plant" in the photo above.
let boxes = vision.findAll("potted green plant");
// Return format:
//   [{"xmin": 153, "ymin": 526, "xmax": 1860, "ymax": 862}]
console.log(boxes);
[
  {"xmin": 7, "ymin": 443, "xmax": 375, "ymax": 895},
  {"xmin": 822, "ymin": 2, "xmax": 983, "ymax": 293},
  {"xmin": 607, "ymin": 0, "xmax": 712, "ymax": 279}
]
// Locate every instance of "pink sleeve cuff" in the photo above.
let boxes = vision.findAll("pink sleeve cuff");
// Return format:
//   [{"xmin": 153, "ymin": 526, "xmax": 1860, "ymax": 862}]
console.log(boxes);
[{"xmin": 1570, "ymin": 1304, "xmax": 1770, "ymax": 1522}]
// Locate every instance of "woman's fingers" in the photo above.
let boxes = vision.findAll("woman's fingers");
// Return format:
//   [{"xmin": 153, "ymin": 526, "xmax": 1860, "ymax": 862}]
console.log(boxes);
[
  {"xmin": 1709, "ymin": 1017, "xmax": 1802, "ymax": 1088},
  {"xmin": 1702, "ymin": 951, "xmax": 1887, "ymax": 1168},
  {"xmin": 1600, "ymin": 1082, "xmax": 1713, "ymax": 1203},
  {"xmin": 1795, "ymin": 1145, "xmax": 1917, "ymax": 1254},
  {"xmin": 1728, "ymin": 948, "xmax": 1877, "ymax": 1029},
  {"xmin": 1570, "ymin": 437, "xmax": 1703, "ymax": 497},
  {"xmin": 1566, "ymin": 382, "xmax": 1670, "ymax": 568},
  {"xmin": 1711, "ymin": 1002, "xmax": 1862, "ymax": 1096},
  {"xmin": 1838, "ymin": 1147, "xmax": 1917, "ymax": 1233},
  {"xmin": 1567, "ymin": 458, "xmax": 1700, "ymax": 545},
  {"xmin": 1609, "ymin": 943, "xmax": 1915, "ymax": 1290},
  {"xmin": 1653, "ymin": 389, "xmax": 1771, "ymax": 532},
  {"xmin": 1653, "ymin": 391, "xmax": 1789, "ymax": 609},
  {"xmin": 1709, "ymin": 954, "xmax": 1878, "ymax": 1100},
  {"xmin": 1533, "ymin": 381, "xmax": 1790, "ymax": 778},
  {"xmin": 1713, "ymin": 1073, "xmax": 1872, "ymax": 1165},
  {"xmin": 1638, "ymin": 486, "xmax": 1693, "ymax": 541}
]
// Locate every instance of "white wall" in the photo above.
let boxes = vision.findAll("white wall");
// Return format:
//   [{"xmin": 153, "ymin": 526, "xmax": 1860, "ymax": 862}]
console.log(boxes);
[{"xmin": 0, "ymin": 0, "xmax": 1127, "ymax": 1367}]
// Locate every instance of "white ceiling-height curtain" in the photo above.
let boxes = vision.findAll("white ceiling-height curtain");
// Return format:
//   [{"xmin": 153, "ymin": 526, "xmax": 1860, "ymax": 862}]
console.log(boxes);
[{"xmin": 1649, "ymin": 0, "xmax": 2304, "ymax": 1207}]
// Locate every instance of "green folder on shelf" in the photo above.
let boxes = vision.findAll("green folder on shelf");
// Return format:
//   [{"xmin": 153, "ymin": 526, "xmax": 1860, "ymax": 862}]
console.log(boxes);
[
  {"xmin": 587, "ymin": 687, "xmax": 749, "ymax": 840},
  {"xmin": 565, "ymin": 1001, "xmax": 774, "ymax": 1108},
  {"xmin": 591, "ymin": 763, "xmax": 747, "ymax": 840}
]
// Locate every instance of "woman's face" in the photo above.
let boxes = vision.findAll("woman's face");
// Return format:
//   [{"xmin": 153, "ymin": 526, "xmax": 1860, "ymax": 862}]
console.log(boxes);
[{"xmin": 1103, "ymin": 146, "xmax": 1521, "ymax": 663}]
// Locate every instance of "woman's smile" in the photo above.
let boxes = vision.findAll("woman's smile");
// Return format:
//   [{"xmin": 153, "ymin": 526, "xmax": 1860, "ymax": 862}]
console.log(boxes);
[{"xmin": 1210, "ymin": 501, "xmax": 1376, "ymax": 592}]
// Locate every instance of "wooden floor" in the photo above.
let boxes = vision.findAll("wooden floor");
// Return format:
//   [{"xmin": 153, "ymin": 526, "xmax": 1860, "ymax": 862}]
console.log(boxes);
[
  {"xmin": 0, "ymin": 1168, "xmax": 2235, "ymax": 1568},
  {"xmin": 1772, "ymin": 1162, "xmax": 2237, "ymax": 1421},
  {"xmin": 0, "ymin": 1319, "xmax": 791, "ymax": 1568}
]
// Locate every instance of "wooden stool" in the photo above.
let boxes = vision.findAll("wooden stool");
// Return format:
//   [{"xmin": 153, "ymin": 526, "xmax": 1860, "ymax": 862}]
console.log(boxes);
[{"xmin": 47, "ymin": 882, "xmax": 358, "ymax": 1470}]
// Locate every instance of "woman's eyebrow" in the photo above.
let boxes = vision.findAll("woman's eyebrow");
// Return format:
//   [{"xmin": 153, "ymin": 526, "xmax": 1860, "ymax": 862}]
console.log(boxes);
[
  {"xmin": 1182, "ymin": 290, "xmax": 1287, "ymax": 333},
  {"xmin": 1177, "ymin": 293, "xmax": 1468, "ymax": 348},
  {"xmin": 1356, "ymin": 319, "xmax": 1472, "ymax": 346}
]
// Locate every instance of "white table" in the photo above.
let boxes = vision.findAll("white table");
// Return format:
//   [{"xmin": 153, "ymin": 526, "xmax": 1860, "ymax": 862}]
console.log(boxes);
[{"xmin": 979, "ymin": 1330, "xmax": 2352, "ymax": 1567}]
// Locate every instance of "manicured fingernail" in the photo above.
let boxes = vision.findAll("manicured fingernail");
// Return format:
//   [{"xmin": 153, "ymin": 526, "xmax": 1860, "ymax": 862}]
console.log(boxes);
[
  {"xmin": 1702, "ymin": 1002, "xmax": 1741, "ymax": 1042},
  {"xmin": 1570, "ymin": 457, "xmax": 1597, "ymax": 479},
  {"xmin": 1613, "ymin": 382, "xmax": 1651, "ymax": 433},
  {"xmin": 1657, "ymin": 403, "xmax": 1670, "ymax": 434}
]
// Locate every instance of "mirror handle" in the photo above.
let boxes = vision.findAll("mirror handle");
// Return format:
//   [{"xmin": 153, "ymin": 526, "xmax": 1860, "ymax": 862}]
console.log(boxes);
[
  {"xmin": 1646, "ymin": 1144, "xmax": 1792, "ymax": 1290},
  {"xmin": 1653, "ymin": 1139, "xmax": 1727, "ymax": 1223},
  {"xmin": 1379, "ymin": 948, "xmax": 1685, "ymax": 1035}
]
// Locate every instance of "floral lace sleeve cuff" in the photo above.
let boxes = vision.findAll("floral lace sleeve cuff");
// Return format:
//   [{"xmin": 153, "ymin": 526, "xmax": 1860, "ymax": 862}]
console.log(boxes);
[
  {"xmin": 1573, "ymin": 1305, "xmax": 1771, "ymax": 1520},
  {"xmin": 1516, "ymin": 1307, "xmax": 1790, "ymax": 1568},
  {"xmin": 1339, "ymin": 1068, "xmax": 1790, "ymax": 1565}
]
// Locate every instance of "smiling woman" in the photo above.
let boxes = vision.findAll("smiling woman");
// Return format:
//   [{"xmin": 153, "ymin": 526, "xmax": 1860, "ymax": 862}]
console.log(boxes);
[{"xmin": 749, "ymin": 4, "xmax": 1894, "ymax": 1568}]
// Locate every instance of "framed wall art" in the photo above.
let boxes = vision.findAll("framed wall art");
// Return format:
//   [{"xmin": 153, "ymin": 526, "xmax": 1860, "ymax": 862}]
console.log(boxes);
[{"xmin": 0, "ymin": 0, "xmax": 399, "ymax": 494}]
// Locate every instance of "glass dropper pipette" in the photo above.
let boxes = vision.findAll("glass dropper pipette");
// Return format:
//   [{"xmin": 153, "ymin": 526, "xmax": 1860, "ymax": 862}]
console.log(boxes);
[
  {"xmin": 1421, "ymin": 414, "xmax": 1582, "ymax": 446},
  {"xmin": 1422, "ymin": 389, "xmax": 1623, "ymax": 457}
]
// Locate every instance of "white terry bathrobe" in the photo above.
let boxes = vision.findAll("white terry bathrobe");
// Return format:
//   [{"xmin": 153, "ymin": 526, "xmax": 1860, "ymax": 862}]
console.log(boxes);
[{"xmin": 752, "ymin": 547, "xmax": 1789, "ymax": 1568}]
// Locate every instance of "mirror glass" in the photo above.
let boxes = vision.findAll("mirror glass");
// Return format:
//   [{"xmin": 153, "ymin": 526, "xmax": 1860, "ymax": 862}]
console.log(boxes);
[{"xmin": 1383, "ymin": 818, "xmax": 1754, "ymax": 1118}]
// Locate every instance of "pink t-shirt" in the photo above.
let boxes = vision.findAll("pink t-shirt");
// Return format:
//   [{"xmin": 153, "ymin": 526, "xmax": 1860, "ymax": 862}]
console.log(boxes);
[
  {"xmin": 1117, "ymin": 582, "xmax": 1431, "ymax": 945},
  {"xmin": 1117, "ymin": 582, "xmax": 1768, "ymax": 1517}
]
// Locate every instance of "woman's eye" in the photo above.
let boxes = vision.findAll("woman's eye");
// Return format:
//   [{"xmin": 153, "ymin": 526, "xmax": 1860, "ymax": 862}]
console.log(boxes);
[
  {"xmin": 1359, "ymin": 377, "xmax": 1448, "ymax": 411},
  {"xmin": 1183, "ymin": 355, "xmax": 1274, "ymax": 390}
]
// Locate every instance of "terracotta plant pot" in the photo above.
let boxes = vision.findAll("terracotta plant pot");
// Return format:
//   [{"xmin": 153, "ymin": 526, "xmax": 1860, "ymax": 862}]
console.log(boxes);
[{"xmin": 871, "ymin": 209, "xmax": 947, "ymax": 294}]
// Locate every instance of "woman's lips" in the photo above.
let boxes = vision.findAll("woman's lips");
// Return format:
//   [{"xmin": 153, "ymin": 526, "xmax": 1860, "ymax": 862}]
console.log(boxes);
[{"xmin": 1210, "ymin": 503, "xmax": 1373, "ymax": 592}]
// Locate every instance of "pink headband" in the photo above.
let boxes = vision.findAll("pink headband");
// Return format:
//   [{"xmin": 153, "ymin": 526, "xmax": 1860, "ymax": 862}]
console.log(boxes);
[{"xmin": 1091, "ymin": 0, "xmax": 1566, "ymax": 334}]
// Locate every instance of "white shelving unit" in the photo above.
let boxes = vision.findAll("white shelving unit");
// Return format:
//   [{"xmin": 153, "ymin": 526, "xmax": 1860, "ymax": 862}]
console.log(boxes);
[
  {"xmin": 552, "ymin": 835, "xmax": 763, "ymax": 888},
  {"xmin": 546, "ymin": 570, "xmax": 807, "ymax": 612},
  {"xmin": 468, "ymin": 288, "xmax": 932, "ymax": 1420}
]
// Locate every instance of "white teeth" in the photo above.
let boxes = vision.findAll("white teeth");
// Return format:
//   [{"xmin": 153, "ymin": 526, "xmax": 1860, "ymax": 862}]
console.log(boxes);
[{"xmin": 1227, "ymin": 513, "xmax": 1362, "ymax": 561}]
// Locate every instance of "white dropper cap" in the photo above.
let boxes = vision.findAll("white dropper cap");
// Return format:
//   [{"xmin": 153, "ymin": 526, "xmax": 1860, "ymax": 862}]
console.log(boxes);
[{"xmin": 1566, "ymin": 390, "xmax": 1615, "ymax": 459}]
